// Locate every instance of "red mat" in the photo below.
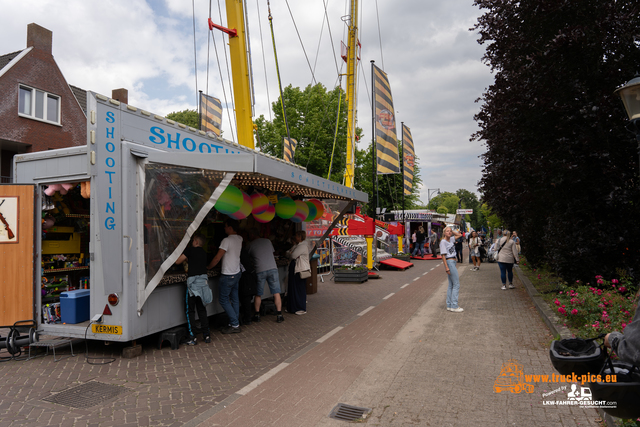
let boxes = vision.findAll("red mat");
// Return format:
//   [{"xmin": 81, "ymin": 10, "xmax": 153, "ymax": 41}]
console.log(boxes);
[{"xmin": 380, "ymin": 258, "xmax": 413, "ymax": 270}]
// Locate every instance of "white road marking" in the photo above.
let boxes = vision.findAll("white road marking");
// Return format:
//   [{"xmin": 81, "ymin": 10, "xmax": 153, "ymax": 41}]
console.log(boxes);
[
  {"xmin": 358, "ymin": 306, "xmax": 375, "ymax": 316},
  {"xmin": 383, "ymin": 293, "xmax": 395, "ymax": 300},
  {"xmin": 316, "ymin": 326, "xmax": 344, "ymax": 343},
  {"xmin": 237, "ymin": 362, "xmax": 289, "ymax": 395}
]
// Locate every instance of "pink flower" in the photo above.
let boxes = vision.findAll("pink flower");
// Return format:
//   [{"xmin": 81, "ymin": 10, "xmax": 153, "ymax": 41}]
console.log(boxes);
[
  {"xmin": 619, "ymin": 287, "xmax": 627, "ymax": 292},
  {"xmin": 612, "ymin": 279, "xmax": 619, "ymax": 284},
  {"xmin": 576, "ymin": 280, "xmax": 581, "ymax": 284},
  {"xmin": 597, "ymin": 279, "xmax": 604, "ymax": 285},
  {"xmin": 571, "ymin": 309, "xmax": 578, "ymax": 315},
  {"xmin": 596, "ymin": 275, "xmax": 603, "ymax": 279},
  {"xmin": 597, "ymin": 289, "xmax": 602, "ymax": 296},
  {"xmin": 622, "ymin": 323, "xmax": 627, "ymax": 330},
  {"xmin": 558, "ymin": 307, "xmax": 567, "ymax": 315},
  {"xmin": 554, "ymin": 299, "xmax": 560, "ymax": 306},
  {"xmin": 537, "ymin": 274, "xmax": 541, "ymax": 279}
]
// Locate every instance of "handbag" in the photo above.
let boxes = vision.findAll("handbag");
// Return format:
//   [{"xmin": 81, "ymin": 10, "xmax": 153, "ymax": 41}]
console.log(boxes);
[
  {"xmin": 295, "ymin": 255, "xmax": 311, "ymax": 279},
  {"xmin": 299, "ymin": 270, "xmax": 311, "ymax": 279}
]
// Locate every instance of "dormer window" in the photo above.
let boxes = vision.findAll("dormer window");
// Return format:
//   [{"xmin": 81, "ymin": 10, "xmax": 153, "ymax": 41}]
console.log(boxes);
[{"xmin": 18, "ymin": 85, "xmax": 60, "ymax": 125}]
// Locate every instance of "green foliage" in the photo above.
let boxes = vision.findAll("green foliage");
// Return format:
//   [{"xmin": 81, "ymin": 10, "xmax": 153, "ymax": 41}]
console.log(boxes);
[
  {"xmin": 473, "ymin": 0, "xmax": 640, "ymax": 282},
  {"xmin": 255, "ymin": 83, "xmax": 352, "ymax": 183},
  {"xmin": 552, "ymin": 277, "xmax": 637, "ymax": 339},
  {"xmin": 255, "ymin": 83, "xmax": 423, "ymax": 217},
  {"xmin": 166, "ymin": 109, "xmax": 199, "ymax": 129},
  {"xmin": 522, "ymin": 258, "xmax": 638, "ymax": 340},
  {"xmin": 354, "ymin": 143, "xmax": 424, "ymax": 217}
]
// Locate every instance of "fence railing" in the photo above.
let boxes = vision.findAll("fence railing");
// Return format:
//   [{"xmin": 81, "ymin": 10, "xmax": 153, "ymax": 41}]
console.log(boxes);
[{"xmin": 0, "ymin": 176, "xmax": 12, "ymax": 184}]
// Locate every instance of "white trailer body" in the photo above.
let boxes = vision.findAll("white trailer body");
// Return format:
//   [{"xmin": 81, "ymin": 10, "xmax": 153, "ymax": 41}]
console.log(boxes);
[{"xmin": 13, "ymin": 92, "xmax": 367, "ymax": 342}]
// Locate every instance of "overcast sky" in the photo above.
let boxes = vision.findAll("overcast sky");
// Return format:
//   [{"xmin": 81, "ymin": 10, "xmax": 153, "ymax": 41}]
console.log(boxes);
[{"xmin": 2, "ymin": 0, "xmax": 494, "ymax": 205}]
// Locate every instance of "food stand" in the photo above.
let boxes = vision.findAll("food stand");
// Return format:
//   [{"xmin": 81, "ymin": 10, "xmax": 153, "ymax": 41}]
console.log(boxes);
[{"xmin": 7, "ymin": 91, "xmax": 367, "ymax": 342}]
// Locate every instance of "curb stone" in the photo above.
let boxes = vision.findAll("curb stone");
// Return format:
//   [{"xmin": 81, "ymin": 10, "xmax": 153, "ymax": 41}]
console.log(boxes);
[{"xmin": 514, "ymin": 267, "xmax": 618, "ymax": 427}]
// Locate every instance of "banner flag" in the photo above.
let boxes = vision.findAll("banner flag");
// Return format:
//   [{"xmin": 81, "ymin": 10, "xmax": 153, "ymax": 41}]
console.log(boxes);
[
  {"xmin": 200, "ymin": 93, "xmax": 223, "ymax": 136},
  {"xmin": 402, "ymin": 124, "xmax": 415, "ymax": 195},
  {"xmin": 283, "ymin": 137, "xmax": 297, "ymax": 163},
  {"xmin": 373, "ymin": 64, "xmax": 400, "ymax": 174}
]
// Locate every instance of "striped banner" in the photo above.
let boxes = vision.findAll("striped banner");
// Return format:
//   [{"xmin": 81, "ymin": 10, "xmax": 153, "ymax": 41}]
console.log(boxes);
[
  {"xmin": 373, "ymin": 64, "xmax": 400, "ymax": 174},
  {"xmin": 200, "ymin": 93, "xmax": 223, "ymax": 136},
  {"xmin": 283, "ymin": 137, "xmax": 297, "ymax": 163},
  {"xmin": 402, "ymin": 124, "xmax": 415, "ymax": 195}
]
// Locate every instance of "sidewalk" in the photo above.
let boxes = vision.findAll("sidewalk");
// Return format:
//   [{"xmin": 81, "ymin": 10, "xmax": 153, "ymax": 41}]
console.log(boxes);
[
  {"xmin": 0, "ymin": 256, "xmax": 603, "ymax": 426},
  {"xmin": 193, "ymin": 260, "xmax": 602, "ymax": 427}
]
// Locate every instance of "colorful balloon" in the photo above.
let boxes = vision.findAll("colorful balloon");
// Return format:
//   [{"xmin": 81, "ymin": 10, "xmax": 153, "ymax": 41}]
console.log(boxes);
[
  {"xmin": 251, "ymin": 193, "xmax": 270, "ymax": 215},
  {"xmin": 308, "ymin": 199, "xmax": 324, "ymax": 220},
  {"xmin": 253, "ymin": 204, "xmax": 275, "ymax": 223},
  {"xmin": 275, "ymin": 197, "xmax": 296, "ymax": 219},
  {"xmin": 291, "ymin": 200, "xmax": 309, "ymax": 223},
  {"xmin": 229, "ymin": 192, "xmax": 252, "ymax": 220},
  {"xmin": 215, "ymin": 185, "xmax": 243, "ymax": 215},
  {"xmin": 304, "ymin": 201, "xmax": 317, "ymax": 222}
]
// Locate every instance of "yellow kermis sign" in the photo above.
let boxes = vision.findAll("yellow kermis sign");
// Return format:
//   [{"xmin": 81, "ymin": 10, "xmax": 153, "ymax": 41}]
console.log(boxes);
[{"xmin": 91, "ymin": 324, "xmax": 122, "ymax": 335}]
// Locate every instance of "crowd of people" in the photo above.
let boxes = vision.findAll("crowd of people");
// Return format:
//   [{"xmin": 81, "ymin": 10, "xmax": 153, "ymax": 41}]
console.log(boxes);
[{"xmin": 175, "ymin": 219, "xmax": 314, "ymax": 346}]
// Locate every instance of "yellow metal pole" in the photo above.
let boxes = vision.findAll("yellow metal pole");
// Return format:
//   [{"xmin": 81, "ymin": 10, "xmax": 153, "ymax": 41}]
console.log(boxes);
[
  {"xmin": 226, "ymin": 0, "xmax": 255, "ymax": 149},
  {"xmin": 366, "ymin": 235, "xmax": 373, "ymax": 270},
  {"xmin": 344, "ymin": 0, "xmax": 358, "ymax": 188}
]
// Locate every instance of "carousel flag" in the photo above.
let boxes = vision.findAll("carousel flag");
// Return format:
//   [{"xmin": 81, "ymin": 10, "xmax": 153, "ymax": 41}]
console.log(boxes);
[
  {"xmin": 200, "ymin": 93, "xmax": 223, "ymax": 136},
  {"xmin": 373, "ymin": 64, "xmax": 400, "ymax": 174},
  {"xmin": 283, "ymin": 137, "xmax": 297, "ymax": 163},
  {"xmin": 402, "ymin": 124, "xmax": 415, "ymax": 195}
]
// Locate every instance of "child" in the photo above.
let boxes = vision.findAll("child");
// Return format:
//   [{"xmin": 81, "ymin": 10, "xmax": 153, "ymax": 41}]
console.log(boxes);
[{"xmin": 175, "ymin": 234, "xmax": 213, "ymax": 345}]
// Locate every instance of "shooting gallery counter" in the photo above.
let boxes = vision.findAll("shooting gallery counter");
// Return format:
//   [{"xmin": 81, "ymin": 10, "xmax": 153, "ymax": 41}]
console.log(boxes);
[{"xmin": 158, "ymin": 257, "xmax": 291, "ymax": 287}]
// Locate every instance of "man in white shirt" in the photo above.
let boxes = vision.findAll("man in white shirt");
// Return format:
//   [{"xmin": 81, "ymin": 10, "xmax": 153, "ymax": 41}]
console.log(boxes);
[{"xmin": 208, "ymin": 219, "xmax": 243, "ymax": 334}]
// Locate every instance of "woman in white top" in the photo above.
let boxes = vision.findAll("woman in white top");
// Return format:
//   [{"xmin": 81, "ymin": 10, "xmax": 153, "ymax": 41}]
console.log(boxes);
[
  {"xmin": 440, "ymin": 226, "xmax": 464, "ymax": 313},
  {"xmin": 468, "ymin": 231, "xmax": 482, "ymax": 271},
  {"xmin": 286, "ymin": 230, "xmax": 311, "ymax": 315},
  {"xmin": 496, "ymin": 229, "xmax": 519, "ymax": 290}
]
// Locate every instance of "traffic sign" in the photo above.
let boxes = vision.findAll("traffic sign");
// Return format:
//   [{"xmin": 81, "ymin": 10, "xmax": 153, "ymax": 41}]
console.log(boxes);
[{"xmin": 456, "ymin": 209, "xmax": 473, "ymax": 214}]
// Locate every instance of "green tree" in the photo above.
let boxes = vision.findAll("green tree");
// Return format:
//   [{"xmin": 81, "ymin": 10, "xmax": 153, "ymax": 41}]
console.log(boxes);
[
  {"xmin": 255, "ymin": 83, "xmax": 354, "ymax": 183},
  {"xmin": 473, "ymin": 0, "xmax": 640, "ymax": 281},
  {"xmin": 456, "ymin": 189, "xmax": 484, "ymax": 230},
  {"xmin": 256, "ymin": 83, "xmax": 423, "ymax": 217},
  {"xmin": 427, "ymin": 192, "xmax": 459, "ymax": 214},
  {"xmin": 354, "ymin": 143, "xmax": 424, "ymax": 217},
  {"xmin": 166, "ymin": 109, "xmax": 199, "ymax": 128}
]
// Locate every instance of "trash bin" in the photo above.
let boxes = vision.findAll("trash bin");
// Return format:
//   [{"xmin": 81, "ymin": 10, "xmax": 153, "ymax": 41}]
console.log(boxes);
[
  {"xmin": 306, "ymin": 255, "xmax": 319, "ymax": 294},
  {"xmin": 60, "ymin": 289, "xmax": 90, "ymax": 324}
]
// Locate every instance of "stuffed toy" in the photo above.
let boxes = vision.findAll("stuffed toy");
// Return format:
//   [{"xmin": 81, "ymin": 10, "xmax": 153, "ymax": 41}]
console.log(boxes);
[{"xmin": 44, "ymin": 183, "xmax": 75, "ymax": 196}]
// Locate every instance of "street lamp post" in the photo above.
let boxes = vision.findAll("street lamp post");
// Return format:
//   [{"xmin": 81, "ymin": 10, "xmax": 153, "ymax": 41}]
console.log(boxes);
[
  {"xmin": 614, "ymin": 76, "xmax": 640, "ymax": 181},
  {"xmin": 427, "ymin": 188, "xmax": 440, "ymax": 207}
]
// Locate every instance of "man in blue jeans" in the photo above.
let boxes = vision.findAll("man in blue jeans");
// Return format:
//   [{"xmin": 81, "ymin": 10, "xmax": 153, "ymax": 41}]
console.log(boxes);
[
  {"xmin": 208, "ymin": 219, "xmax": 243, "ymax": 334},
  {"xmin": 247, "ymin": 228, "xmax": 284, "ymax": 323}
]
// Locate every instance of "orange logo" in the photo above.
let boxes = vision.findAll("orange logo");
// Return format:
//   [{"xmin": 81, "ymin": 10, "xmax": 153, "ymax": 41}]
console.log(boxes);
[{"xmin": 494, "ymin": 359, "xmax": 534, "ymax": 394}]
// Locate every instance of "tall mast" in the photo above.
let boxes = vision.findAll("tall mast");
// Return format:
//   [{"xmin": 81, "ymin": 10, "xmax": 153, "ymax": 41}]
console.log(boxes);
[
  {"xmin": 225, "ymin": 0, "xmax": 255, "ymax": 149},
  {"xmin": 344, "ymin": 0, "xmax": 359, "ymax": 188}
]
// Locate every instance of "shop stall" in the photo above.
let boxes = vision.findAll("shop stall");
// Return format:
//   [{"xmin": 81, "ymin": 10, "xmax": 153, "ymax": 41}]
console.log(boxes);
[{"xmin": 7, "ymin": 91, "xmax": 367, "ymax": 342}]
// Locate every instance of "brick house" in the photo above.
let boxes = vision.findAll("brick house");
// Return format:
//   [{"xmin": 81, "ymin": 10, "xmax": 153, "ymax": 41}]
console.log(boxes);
[{"xmin": 0, "ymin": 23, "xmax": 88, "ymax": 183}]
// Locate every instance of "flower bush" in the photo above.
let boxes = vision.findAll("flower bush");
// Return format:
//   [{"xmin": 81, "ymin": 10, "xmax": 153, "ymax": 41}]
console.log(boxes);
[{"xmin": 552, "ymin": 274, "xmax": 638, "ymax": 338}]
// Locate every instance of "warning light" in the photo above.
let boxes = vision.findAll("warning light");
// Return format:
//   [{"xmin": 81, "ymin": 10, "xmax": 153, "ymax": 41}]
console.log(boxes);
[{"xmin": 108, "ymin": 293, "xmax": 119, "ymax": 306}]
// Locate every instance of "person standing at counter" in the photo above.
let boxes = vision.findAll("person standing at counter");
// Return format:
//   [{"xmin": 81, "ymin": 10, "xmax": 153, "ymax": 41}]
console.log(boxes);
[
  {"xmin": 208, "ymin": 219, "xmax": 243, "ymax": 334},
  {"xmin": 247, "ymin": 228, "xmax": 284, "ymax": 323},
  {"xmin": 175, "ymin": 234, "xmax": 212, "ymax": 345},
  {"xmin": 286, "ymin": 230, "xmax": 311, "ymax": 315}
]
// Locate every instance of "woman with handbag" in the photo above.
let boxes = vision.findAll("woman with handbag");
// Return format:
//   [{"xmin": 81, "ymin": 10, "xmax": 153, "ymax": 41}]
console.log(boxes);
[
  {"xmin": 468, "ymin": 230, "xmax": 482, "ymax": 271},
  {"xmin": 511, "ymin": 231, "xmax": 521, "ymax": 255},
  {"xmin": 286, "ymin": 230, "xmax": 312, "ymax": 315},
  {"xmin": 496, "ymin": 229, "xmax": 519, "ymax": 290}
]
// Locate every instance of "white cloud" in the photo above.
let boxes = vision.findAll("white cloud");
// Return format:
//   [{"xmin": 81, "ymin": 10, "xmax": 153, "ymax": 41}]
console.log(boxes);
[{"xmin": 1, "ymin": 0, "xmax": 493, "ymax": 203}]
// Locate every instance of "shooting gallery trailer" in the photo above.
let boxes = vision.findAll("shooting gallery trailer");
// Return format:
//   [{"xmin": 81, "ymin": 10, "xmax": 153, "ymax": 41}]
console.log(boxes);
[{"xmin": 4, "ymin": 91, "xmax": 367, "ymax": 344}]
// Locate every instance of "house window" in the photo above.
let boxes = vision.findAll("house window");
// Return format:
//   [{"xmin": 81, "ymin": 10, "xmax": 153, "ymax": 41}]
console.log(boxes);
[{"xmin": 18, "ymin": 85, "xmax": 60, "ymax": 125}]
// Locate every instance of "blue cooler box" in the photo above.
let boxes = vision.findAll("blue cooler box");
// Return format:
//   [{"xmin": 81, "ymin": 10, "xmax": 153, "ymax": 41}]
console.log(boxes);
[{"xmin": 60, "ymin": 289, "xmax": 91, "ymax": 324}]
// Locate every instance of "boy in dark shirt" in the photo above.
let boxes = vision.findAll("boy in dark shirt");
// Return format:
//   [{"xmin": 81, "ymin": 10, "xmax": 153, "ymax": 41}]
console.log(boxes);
[{"xmin": 175, "ymin": 234, "xmax": 212, "ymax": 345}]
